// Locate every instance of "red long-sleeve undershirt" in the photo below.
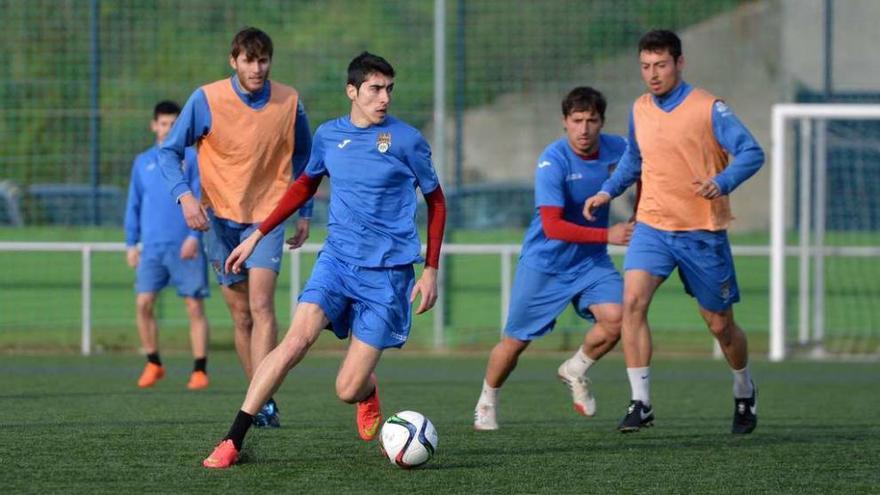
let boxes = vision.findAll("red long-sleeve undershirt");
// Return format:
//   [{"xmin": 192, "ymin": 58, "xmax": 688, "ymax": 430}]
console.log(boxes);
[
  {"xmin": 423, "ymin": 187, "xmax": 446, "ymax": 269},
  {"xmin": 258, "ymin": 174, "xmax": 323, "ymax": 235},
  {"xmin": 539, "ymin": 206, "xmax": 608, "ymax": 244},
  {"xmin": 257, "ymin": 175, "xmax": 447, "ymax": 269}
]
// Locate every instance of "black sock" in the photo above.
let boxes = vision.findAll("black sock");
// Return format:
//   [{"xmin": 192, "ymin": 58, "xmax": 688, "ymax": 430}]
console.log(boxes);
[
  {"xmin": 194, "ymin": 357, "xmax": 207, "ymax": 373},
  {"xmin": 146, "ymin": 352, "xmax": 161, "ymax": 366},
  {"xmin": 224, "ymin": 410, "xmax": 254, "ymax": 450}
]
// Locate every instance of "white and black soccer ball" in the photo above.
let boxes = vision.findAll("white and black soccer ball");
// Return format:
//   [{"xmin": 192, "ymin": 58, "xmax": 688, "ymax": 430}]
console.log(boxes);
[{"xmin": 379, "ymin": 410, "xmax": 438, "ymax": 469}]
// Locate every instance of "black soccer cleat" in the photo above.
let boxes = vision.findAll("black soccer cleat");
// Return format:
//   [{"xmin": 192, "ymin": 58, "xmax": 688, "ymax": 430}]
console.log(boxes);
[
  {"xmin": 732, "ymin": 383, "xmax": 757, "ymax": 434},
  {"xmin": 617, "ymin": 400, "xmax": 654, "ymax": 433}
]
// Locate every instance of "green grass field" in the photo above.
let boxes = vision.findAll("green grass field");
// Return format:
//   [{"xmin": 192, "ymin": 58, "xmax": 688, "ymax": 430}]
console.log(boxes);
[{"xmin": 1, "ymin": 352, "xmax": 878, "ymax": 493}]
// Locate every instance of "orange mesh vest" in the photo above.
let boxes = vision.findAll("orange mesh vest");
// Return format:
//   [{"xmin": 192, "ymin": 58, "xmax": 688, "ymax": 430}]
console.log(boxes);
[
  {"xmin": 198, "ymin": 79, "xmax": 298, "ymax": 223},
  {"xmin": 633, "ymin": 88, "xmax": 731, "ymax": 231}
]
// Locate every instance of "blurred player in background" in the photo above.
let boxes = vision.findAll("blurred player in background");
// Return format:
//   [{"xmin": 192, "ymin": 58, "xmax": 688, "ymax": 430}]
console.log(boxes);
[
  {"xmin": 201, "ymin": 51, "xmax": 447, "ymax": 469},
  {"xmin": 473, "ymin": 87, "xmax": 633, "ymax": 430},
  {"xmin": 159, "ymin": 27, "xmax": 313, "ymax": 427},
  {"xmin": 124, "ymin": 100, "xmax": 210, "ymax": 390},
  {"xmin": 584, "ymin": 30, "xmax": 765, "ymax": 434}
]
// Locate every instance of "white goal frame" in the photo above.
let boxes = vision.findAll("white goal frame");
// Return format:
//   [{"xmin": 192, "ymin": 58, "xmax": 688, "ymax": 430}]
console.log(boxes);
[{"xmin": 770, "ymin": 103, "xmax": 880, "ymax": 361}]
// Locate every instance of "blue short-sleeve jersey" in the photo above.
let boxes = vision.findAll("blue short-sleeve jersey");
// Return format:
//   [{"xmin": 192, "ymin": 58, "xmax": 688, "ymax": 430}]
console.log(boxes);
[
  {"xmin": 305, "ymin": 115, "xmax": 440, "ymax": 268},
  {"xmin": 125, "ymin": 145, "xmax": 201, "ymax": 247},
  {"xmin": 519, "ymin": 134, "xmax": 627, "ymax": 274}
]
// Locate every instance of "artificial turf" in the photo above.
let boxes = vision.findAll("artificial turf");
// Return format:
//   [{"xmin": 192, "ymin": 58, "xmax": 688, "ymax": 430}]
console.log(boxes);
[{"xmin": 1, "ymin": 352, "xmax": 877, "ymax": 493}]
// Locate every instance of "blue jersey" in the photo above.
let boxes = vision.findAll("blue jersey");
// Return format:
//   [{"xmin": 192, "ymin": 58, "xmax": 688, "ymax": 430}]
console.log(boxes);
[
  {"xmin": 519, "ymin": 134, "xmax": 627, "ymax": 274},
  {"xmin": 601, "ymin": 81, "xmax": 764, "ymax": 199},
  {"xmin": 125, "ymin": 146, "xmax": 201, "ymax": 247},
  {"xmin": 158, "ymin": 76, "xmax": 314, "ymax": 218},
  {"xmin": 305, "ymin": 115, "xmax": 440, "ymax": 268}
]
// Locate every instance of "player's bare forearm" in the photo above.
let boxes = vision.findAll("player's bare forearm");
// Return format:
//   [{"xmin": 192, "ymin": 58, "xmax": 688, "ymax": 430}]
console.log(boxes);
[
  {"xmin": 126, "ymin": 248, "xmax": 140, "ymax": 268},
  {"xmin": 226, "ymin": 230, "xmax": 264, "ymax": 274},
  {"xmin": 286, "ymin": 218, "xmax": 311, "ymax": 250},
  {"xmin": 180, "ymin": 193, "xmax": 209, "ymax": 231},
  {"xmin": 692, "ymin": 178, "xmax": 722, "ymax": 199},
  {"xmin": 608, "ymin": 222, "xmax": 635, "ymax": 246},
  {"xmin": 411, "ymin": 267, "xmax": 438, "ymax": 314},
  {"xmin": 583, "ymin": 192, "xmax": 611, "ymax": 221}
]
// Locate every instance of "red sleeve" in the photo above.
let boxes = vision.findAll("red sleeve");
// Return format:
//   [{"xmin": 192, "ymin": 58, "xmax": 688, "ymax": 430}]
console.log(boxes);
[
  {"xmin": 539, "ymin": 206, "xmax": 608, "ymax": 244},
  {"xmin": 258, "ymin": 174, "xmax": 323, "ymax": 235},
  {"xmin": 424, "ymin": 186, "xmax": 447, "ymax": 269}
]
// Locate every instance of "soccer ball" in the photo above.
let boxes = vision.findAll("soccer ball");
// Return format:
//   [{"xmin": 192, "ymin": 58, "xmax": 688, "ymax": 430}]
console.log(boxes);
[{"xmin": 379, "ymin": 410, "xmax": 438, "ymax": 469}]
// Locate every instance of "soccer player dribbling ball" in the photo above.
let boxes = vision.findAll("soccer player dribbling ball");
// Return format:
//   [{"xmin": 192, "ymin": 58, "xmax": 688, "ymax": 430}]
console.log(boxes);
[
  {"xmin": 202, "ymin": 52, "xmax": 447, "ymax": 469},
  {"xmin": 583, "ymin": 30, "xmax": 765, "ymax": 434},
  {"xmin": 473, "ymin": 87, "xmax": 634, "ymax": 430},
  {"xmin": 124, "ymin": 101, "xmax": 210, "ymax": 391},
  {"xmin": 159, "ymin": 27, "xmax": 315, "ymax": 427}
]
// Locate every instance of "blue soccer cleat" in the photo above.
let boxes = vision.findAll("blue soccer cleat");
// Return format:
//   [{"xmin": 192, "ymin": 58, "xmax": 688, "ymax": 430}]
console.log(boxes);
[{"xmin": 253, "ymin": 398, "xmax": 281, "ymax": 428}]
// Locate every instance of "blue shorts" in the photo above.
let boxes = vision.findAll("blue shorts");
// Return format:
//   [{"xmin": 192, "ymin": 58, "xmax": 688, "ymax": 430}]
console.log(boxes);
[
  {"xmin": 135, "ymin": 241, "xmax": 209, "ymax": 298},
  {"xmin": 624, "ymin": 222, "xmax": 740, "ymax": 312},
  {"xmin": 204, "ymin": 210, "xmax": 285, "ymax": 286},
  {"xmin": 504, "ymin": 256, "xmax": 623, "ymax": 341},
  {"xmin": 299, "ymin": 252, "xmax": 415, "ymax": 350}
]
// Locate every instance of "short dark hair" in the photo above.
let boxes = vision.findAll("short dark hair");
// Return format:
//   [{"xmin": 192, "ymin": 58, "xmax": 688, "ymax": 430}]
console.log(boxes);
[
  {"xmin": 561, "ymin": 87, "xmax": 606, "ymax": 120},
  {"xmin": 230, "ymin": 27, "xmax": 273, "ymax": 59},
  {"xmin": 638, "ymin": 29, "xmax": 682, "ymax": 60},
  {"xmin": 347, "ymin": 51, "xmax": 395, "ymax": 89},
  {"xmin": 153, "ymin": 100, "xmax": 181, "ymax": 119}
]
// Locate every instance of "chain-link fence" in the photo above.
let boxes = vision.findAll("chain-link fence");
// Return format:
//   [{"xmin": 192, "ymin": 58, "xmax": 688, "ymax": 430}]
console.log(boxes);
[{"xmin": 1, "ymin": 0, "xmax": 745, "ymax": 226}]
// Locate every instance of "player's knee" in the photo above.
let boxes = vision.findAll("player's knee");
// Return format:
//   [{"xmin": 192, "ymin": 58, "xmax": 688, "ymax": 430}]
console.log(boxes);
[
  {"xmin": 500, "ymin": 337, "xmax": 529, "ymax": 356},
  {"xmin": 136, "ymin": 297, "xmax": 155, "ymax": 315},
  {"xmin": 334, "ymin": 380, "xmax": 362, "ymax": 404},
  {"xmin": 184, "ymin": 299, "xmax": 205, "ymax": 318},
  {"xmin": 599, "ymin": 314, "xmax": 623, "ymax": 341},
  {"xmin": 623, "ymin": 290, "xmax": 650, "ymax": 315},
  {"xmin": 232, "ymin": 311, "xmax": 254, "ymax": 333},
  {"xmin": 249, "ymin": 296, "xmax": 275, "ymax": 322},
  {"xmin": 706, "ymin": 316, "xmax": 733, "ymax": 340}
]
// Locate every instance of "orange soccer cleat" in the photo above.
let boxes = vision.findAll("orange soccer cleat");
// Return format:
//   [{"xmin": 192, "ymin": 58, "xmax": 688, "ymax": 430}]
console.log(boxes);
[
  {"xmin": 356, "ymin": 374, "xmax": 383, "ymax": 441},
  {"xmin": 202, "ymin": 439, "xmax": 239, "ymax": 469},
  {"xmin": 187, "ymin": 371, "xmax": 210, "ymax": 390},
  {"xmin": 137, "ymin": 362, "xmax": 165, "ymax": 388}
]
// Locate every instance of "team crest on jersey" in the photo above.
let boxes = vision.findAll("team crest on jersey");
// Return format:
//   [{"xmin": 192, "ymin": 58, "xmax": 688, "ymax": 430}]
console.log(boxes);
[{"xmin": 376, "ymin": 133, "xmax": 391, "ymax": 153}]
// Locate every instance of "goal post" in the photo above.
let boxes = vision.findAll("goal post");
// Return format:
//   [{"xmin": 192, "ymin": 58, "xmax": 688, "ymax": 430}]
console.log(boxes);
[{"xmin": 770, "ymin": 103, "xmax": 880, "ymax": 361}]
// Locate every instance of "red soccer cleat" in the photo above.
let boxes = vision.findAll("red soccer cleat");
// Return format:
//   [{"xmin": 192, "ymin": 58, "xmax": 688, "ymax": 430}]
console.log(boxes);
[
  {"xmin": 356, "ymin": 374, "xmax": 383, "ymax": 441},
  {"xmin": 187, "ymin": 371, "xmax": 209, "ymax": 390},
  {"xmin": 202, "ymin": 439, "xmax": 239, "ymax": 469},
  {"xmin": 137, "ymin": 362, "xmax": 165, "ymax": 388}
]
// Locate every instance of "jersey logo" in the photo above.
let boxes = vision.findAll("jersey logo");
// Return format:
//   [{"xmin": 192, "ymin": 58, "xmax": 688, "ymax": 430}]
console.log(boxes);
[
  {"xmin": 337, "ymin": 139, "xmax": 352, "ymax": 149},
  {"xmin": 714, "ymin": 100, "xmax": 732, "ymax": 117},
  {"xmin": 538, "ymin": 160, "xmax": 552, "ymax": 168},
  {"xmin": 146, "ymin": 162, "xmax": 157, "ymax": 172},
  {"xmin": 566, "ymin": 173, "xmax": 583, "ymax": 182},
  {"xmin": 377, "ymin": 133, "xmax": 391, "ymax": 153}
]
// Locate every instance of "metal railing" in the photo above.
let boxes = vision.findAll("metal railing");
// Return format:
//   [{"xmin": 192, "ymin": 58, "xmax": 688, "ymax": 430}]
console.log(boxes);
[{"xmin": 1, "ymin": 241, "xmax": 791, "ymax": 356}]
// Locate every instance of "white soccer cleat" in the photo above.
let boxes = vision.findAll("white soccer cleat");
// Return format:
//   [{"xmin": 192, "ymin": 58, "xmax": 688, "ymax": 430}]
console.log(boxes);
[
  {"xmin": 557, "ymin": 361, "xmax": 597, "ymax": 417},
  {"xmin": 473, "ymin": 403, "xmax": 499, "ymax": 431}
]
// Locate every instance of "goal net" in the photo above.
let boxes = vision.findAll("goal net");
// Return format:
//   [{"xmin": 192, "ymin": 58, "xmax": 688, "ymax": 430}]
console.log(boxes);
[{"xmin": 770, "ymin": 104, "xmax": 880, "ymax": 360}]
